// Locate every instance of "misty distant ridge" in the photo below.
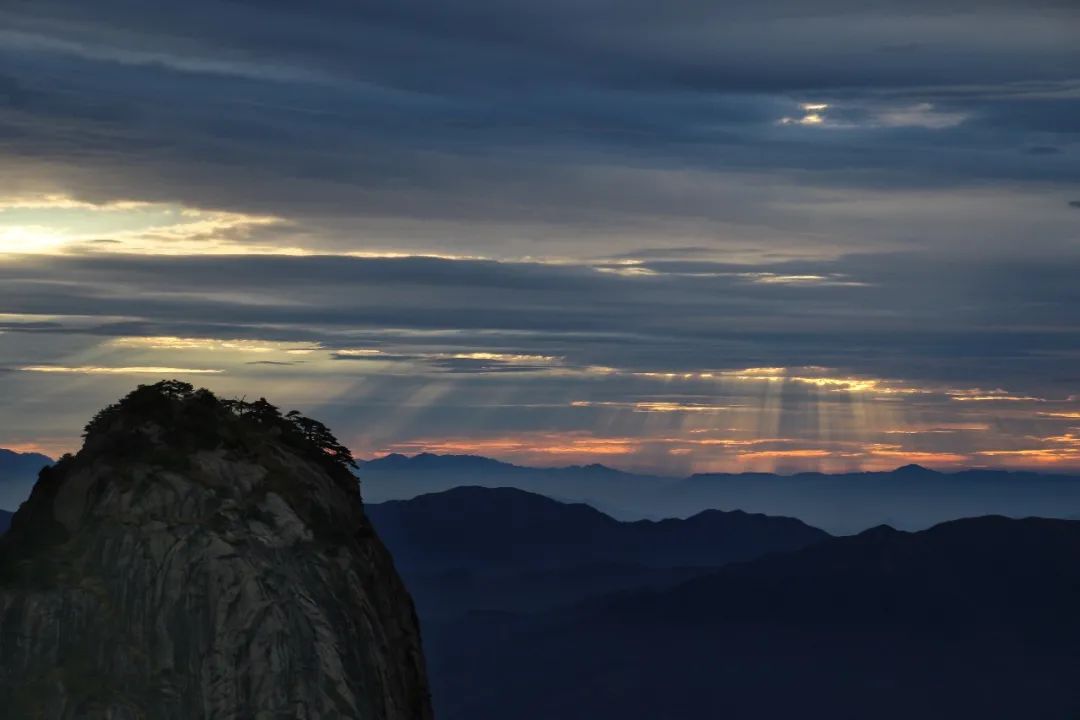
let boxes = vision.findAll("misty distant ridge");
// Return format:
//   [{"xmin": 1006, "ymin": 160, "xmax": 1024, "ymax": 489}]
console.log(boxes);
[
  {"xmin": 0, "ymin": 449, "xmax": 55, "ymax": 514},
  {"xmin": 0, "ymin": 449, "xmax": 54, "ymax": 469},
  {"xmin": 362, "ymin": 452, "xmax": 628, "ymax": 475},
  {"xmin": 359, "ymin": 452, "xmax": 1080, "ymax": 534},
  {"xmin": 5, "ymin": 448, "xmax": 1080, "ymax": 533},
  {"xmin": 362, "ymin": 452, "xmax": 1076, "ymax": 480}
]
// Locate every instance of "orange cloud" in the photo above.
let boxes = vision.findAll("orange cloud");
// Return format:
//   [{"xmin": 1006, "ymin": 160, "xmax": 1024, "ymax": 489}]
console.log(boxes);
[
  {"xmin": 379, "ymin": 433, "xmax": 637, "ymax": 459},
  {"xmin": 948, "ymin": 389, "xmax": 1045, "ymax": 402},
  {"xmin": 865, "ymin": 448, "xmax": 969, "ymax": 464},
  {"xmin": 736, "ymin": 449, "xmax": 837, "ymax": 460},
  {"xmin": 0, "ymin": 441, "xmax": 66, "ymax": 457}
]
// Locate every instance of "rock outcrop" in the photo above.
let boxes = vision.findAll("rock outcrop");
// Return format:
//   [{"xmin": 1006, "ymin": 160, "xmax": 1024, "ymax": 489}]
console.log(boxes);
[{"xmin": 0, "ymin": 381, "xmax": 432, "ymax": 719}]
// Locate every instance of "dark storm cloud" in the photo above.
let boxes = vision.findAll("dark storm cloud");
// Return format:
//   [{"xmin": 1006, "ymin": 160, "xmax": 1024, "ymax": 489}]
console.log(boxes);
[
  {"xmin": 0, "ymin": 0, "xmax": 1077, "ymax": 241},
  {"xmin": 5, "ymin": 0, "xmax": 1077, "ymax": 92}
]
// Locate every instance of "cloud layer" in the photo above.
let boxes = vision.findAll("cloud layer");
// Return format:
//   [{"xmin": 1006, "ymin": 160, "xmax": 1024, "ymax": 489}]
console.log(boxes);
[{"xmin": 0, "ymin": 0, "xmax": 1077, "ymax": 472}]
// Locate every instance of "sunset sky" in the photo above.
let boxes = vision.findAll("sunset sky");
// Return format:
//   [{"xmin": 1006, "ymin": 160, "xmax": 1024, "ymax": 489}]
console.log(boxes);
[{"xmin": 1, "ymin": 1, "xmax": 1078, "ymax": 474}]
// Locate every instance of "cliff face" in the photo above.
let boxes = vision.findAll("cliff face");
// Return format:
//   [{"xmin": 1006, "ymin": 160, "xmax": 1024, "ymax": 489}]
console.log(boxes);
[{"xmin": 0, "ymin": 382, "xmax": 432, "ymax": 720}]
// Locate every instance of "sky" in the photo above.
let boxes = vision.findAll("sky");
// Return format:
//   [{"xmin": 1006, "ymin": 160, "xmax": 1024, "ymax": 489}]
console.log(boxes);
[{"xmin": 0, "ymin": 0, "xmax": 1078, "ymax": 475}]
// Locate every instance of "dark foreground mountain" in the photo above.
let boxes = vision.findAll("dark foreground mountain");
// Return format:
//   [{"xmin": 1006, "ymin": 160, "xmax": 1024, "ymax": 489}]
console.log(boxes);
[
  {"xmin": 426, "ymin": 515, "xmax": 1080, "ymax": 720},
  {"xmin": 0, "ymin": 381, "xmax": 431, "ymax": 719},
  {"xmin": 0, "ymin": 510, "xmax": 9, "ymax": 535},
  {"xmin": 0, "ymin": 449, "xmax": 54, "ymax": 512},
  {"xmin": 360, "ymin": 453, "xmax": 1080, "ymax": 533},
  {"xmin": 367, "ymin": 486, "xmax": 828, "ymax": 618}
]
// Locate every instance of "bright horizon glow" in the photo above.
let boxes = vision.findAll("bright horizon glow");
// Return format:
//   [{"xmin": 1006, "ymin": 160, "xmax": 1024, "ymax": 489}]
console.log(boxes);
[
  {"xmin": 0, "ymin": 194, "xmax": 284, "ymax": 256},
  {"xmin": 0, "ymin": 226, "xmax": 68, "ymax": 254},
  {"xmin": 7, "ymin": 356, "xmax": 1075, "ymax": 474}
]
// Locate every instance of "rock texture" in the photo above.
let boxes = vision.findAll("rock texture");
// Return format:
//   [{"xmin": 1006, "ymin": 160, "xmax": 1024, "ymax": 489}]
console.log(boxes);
[{"xmin": 0, "ymin": 382, "xmax": 432, "ymax": 719}]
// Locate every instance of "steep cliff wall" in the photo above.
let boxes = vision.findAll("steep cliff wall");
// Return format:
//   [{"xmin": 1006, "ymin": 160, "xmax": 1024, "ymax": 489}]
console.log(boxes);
[{"xmin": 0, "ymin": 382, "xmax": 432, "ymax": 720}]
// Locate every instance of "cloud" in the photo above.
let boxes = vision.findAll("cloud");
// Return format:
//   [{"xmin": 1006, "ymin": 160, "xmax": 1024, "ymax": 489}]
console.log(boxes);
[
  {"xmin": 0, "ymin": 195, "xmax": 285, "ymax": 255},
  {"xmin": 871, "ymin": 102, "xmax": 968, "ymax": 129},
  {"xmin": 0, "ymin": 0, "xmax": 1075, "ymax": 265},
  {"xmin": 19, "ymin": 365, "xmax": 223, "ymax": 375},
  {"xmin": 1, "ymin": 0, "xmax": 1079, "ymax": 471},
  {"xmin": 2, "ymin": 250, "xmax": 1078, "ymax": 395},
  {"xmin": 330, "ymin": 348, "xmax": 564, "ymax": 375},
  {"xmin": 110, "ymin": 336, "xmax": 318, "ymax": 354}
]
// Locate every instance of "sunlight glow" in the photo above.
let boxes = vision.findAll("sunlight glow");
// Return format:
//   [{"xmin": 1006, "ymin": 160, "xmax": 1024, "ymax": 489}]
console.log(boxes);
[
  {"xmin": 631, "ymin": 366, "xmax": 929, "ymax": 396},
  {"xmin": 0, "ymin": 193, "xmax": 284, "ymax": 256},
  {"xmin": 948, "ymin": 389, "xmax": 1046, "ymax": 402},
  {"xmin": 112, "ymin": 336, "xmax": 319, "ymax": 354},
  {"xmin": 779, "ymin": 102, "xmax": 830, "ymax": 126},
  {"xmin": 0, "ymin": 226, "xmax": 68, "ymax": 254},
  {"xmin": 450, "ymin": 352, "xmax": 560, "ymax": 364},
  {"xmin": 336, "ymin": 349, "xmax": 385, "ymax": 356},
  {"xmin": 571, "ymin": 400, "xmax": 743, "ymax": 413}
]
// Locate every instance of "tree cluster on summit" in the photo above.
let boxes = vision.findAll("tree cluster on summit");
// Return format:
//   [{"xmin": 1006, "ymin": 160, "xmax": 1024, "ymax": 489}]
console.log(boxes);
[{"xmin": 81, "ymin": 380, "xmax": 357, "ymax": 471}]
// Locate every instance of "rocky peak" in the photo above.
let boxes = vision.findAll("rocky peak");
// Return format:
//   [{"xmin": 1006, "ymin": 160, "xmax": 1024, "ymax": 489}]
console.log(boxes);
[{"xmin": 0, "ymin": 381, "xmax": 432, "ymax": 719}]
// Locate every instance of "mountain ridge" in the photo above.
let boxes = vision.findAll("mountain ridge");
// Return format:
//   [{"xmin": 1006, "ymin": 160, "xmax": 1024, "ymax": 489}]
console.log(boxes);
[
  {"xmin": 367, "ymin": 484, "xmax": 828, "ymax": 568},
  {"xmin": 358, "ymin": 452, "xmax": 1080, "ymax": 534},
  {"xmin": 363, "ymin": 452, "xmax": 1080, "ymax": 479},
  {"xmin": 365, "ymin": 485, "xmax": 828, "ymax": 621},
  {"xmin": 425, "ymin": 513, "xmax": 1080, "ymax": 720},
  {"xmin": 604, "ymin": 514, "xmax": 1080, "ymax": 623}
]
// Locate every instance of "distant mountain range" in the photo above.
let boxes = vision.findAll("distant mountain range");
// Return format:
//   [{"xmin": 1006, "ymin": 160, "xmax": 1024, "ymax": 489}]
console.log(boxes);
[
  {"xmin": 366, "ymin": 486, "xmax": 827, "ymax": 619},
  {"xmin": 5, "ymin": 448, "xmax": 1080, "ymax": 533},
  {"xmin": 426, "ymin": 514, "xmax": 1080, "ymax": 720},
  {"xmin": 359, "ymin": 453, "xmax": 1080, "ymax": 534},
  {"xmin": 0, "ymin": 449, "xmax": 53, "ymax": 513}
]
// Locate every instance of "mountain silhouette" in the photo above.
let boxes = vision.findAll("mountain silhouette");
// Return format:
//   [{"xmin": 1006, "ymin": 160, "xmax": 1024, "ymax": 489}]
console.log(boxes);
[
  {"xmin": 366, "ymin": 486, "xmax": 827, "ymax": 618},
  {"xmin": 368, "ymin": 485, "xmax": 826, "ymax": 570},
  {"xmin": 892, "ymin": 462, "xmax": 940, "ymax": 475},
  {"xmin": 359, "ymin": 453, "xmax": 665, "ymax": 518},
  {"xmin": 426, "ymin": 515, "xmax": 1080, "ymax": 720},
  {"xmin": 606, "ymin": 515, "xmax": 1080, "ymax": 622}
]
